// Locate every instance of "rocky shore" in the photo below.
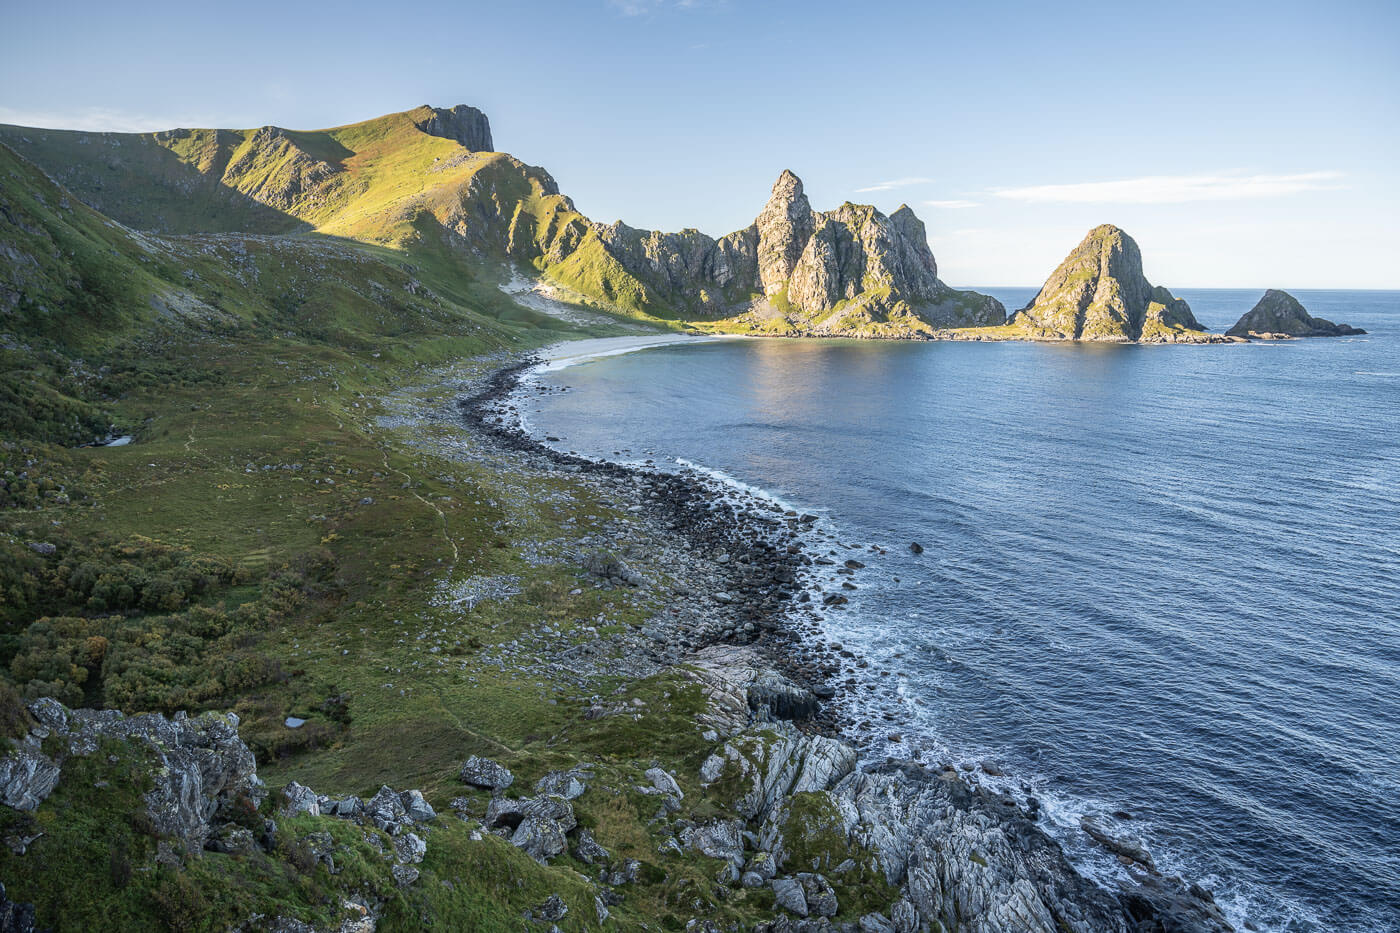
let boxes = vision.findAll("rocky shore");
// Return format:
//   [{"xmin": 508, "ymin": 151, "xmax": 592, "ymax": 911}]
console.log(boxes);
[
  {"xmin": 454, "ymin": 349, "xmax": 1237, "ymax": 932},
  {"xmin": 0, "ymin": 347, "xmax": 1240, "ymax": 932}
]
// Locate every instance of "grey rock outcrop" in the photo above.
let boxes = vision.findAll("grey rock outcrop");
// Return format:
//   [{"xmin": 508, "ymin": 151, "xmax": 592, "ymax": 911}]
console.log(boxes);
[
  {"xmin": 1, "ymin": 699, "xmax": 261, "ymax": 853},
  {"xmin": 757, "ymin": 170, "xmax": 816, "ymax": 295},
  {"xmin": 0, "ymin": 882, "xmax": 39, "ymax": 933},
  {"xmin": 699, "ymin": 720, "xmax": 857, "ymax": 825},
  {"xmin": 1010, "ymin": 225, "xmax": 1207, "ymax": 342},
  {"xmin": 535, "ymin": 768, "xmax": 590, "ymax": 800},
  {"xmin": 1226, "ymin": 289, "xmax": 1365, "ymax": 338},
  {"xmin": 0, "ymin": 746, "xmax": 60, "ymax": 812},
  {"xmin": 410, "ymin": 104, "xmax": 493, "ymax": 152},
  {"xmin": 460, "ymin": 754, "xmax": 514, "ymax": 791}
]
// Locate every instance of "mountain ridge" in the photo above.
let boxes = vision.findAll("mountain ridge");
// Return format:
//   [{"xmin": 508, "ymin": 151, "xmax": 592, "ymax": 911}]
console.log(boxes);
[{"xmin": 0, "ymin": 105, "xmax": 1002, "ymax": 337}]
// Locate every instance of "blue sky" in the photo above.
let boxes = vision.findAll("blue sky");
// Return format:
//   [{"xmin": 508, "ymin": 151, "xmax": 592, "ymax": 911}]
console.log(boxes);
[{"xmin": 3, "ymin": 0, "xmax": 1397, "ymax": 287}]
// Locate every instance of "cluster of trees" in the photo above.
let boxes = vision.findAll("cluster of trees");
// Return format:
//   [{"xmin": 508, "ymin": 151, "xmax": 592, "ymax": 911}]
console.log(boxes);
[{"xmin": 1, "ymin": 533, "xmax": 339, "ymax": 714}]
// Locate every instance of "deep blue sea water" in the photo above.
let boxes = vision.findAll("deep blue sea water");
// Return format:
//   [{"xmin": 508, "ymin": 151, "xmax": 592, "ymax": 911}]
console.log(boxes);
[{"xmin": 522, "ymin": 289, "xmax": 1400, "ymax": 932}]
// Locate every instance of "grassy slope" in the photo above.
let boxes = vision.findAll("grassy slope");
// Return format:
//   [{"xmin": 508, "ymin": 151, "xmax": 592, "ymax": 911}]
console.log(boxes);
[{"xmin": 0, "ymin": 138, "xmax": 889, "ymax": 932}]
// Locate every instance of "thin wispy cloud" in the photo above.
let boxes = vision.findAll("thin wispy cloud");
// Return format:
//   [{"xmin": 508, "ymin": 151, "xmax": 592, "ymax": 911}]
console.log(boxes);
[
  {"xmin": 0, "ymin": 106, "xmax": 211, "ymax": 133},
  {"xmin": 855, "ymin": 176, "xmax": 934, "ymax": 193},
  {"xmin": 992, "ymin": 171, "xmax": 1345, "ymax": 204},
  {"xmin": 608, "ymin": 0, "xmax": 712, "ymax": 15},
  {"xmin": 923, "ymin": 199, "xmax": 980, "ymax": 209}
]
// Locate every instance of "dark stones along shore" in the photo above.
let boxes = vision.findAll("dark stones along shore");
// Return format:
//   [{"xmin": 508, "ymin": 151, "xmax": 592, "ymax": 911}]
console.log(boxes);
[{"xmin": 455, "ymin": 353, "xmax": 1239, "ymax": 933}]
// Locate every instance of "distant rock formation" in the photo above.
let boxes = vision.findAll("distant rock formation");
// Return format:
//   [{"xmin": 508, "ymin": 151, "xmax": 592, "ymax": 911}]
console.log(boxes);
[
  {"xmin": 589, "ymin": 170, "xmax": 1005, "ymax": 334},
  {"xmin": 410, "ymin": 104, "xmax": 493, "ymax": 152},
  {"xmin": 1009, "ymin": 225, "xmax": 1208, "ymax": 342},
  {"xmin": 1226, "ymin": 289, "xmax": 1365, "ymax": 338}
]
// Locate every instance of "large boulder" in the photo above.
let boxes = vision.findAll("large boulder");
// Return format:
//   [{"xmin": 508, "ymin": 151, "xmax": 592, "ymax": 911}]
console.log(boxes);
[
  {"xmin": 460, "ymin": 755, "xmax": 513, "ymax": 792},
  {"xmin": 510, "ymin": 795, "xmax": 577, "ymax": 862}
]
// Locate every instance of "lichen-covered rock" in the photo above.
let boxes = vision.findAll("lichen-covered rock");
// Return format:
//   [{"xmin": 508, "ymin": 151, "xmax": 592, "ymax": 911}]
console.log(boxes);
[
  {"xmin": 642, "ymin": 766, "xmax": 683, "ymax": 799},
  {"xmin": 535, "ymin": 768, "xmax": 590, "ymax": 800},
  {"xmin": 1010, "ymin": 225, "xmax": 1206, "ymax": 342},
  {"xmin": 702, "ymin": 721, "xmax": 857, "ymax": 824},
  {"xmin": 280, "ymin": 782, "xmax": 321, "ymax": 818},
  {"xmin": 0, "ymin": 745, "xmax": 60, "ymax": 812},
  {"xmin": 398, "ymin": 789, "xmax": 437, "ymax": 823},
  {"xmin": 6, "ymin": 699, "xmax": 261, "ymax": 853},
  {"xmin": 682, "ymin": 818, "xmax": 746, "ymax": 867},
  {"xmin": 771, "ymin": 876, "xmax": 809, "ymax": 917},
  {"xmin": 573, "ymin": 828, "xmax": 610, "ymax": 864},
  {"xmin": 364, "ymin": 785, "xmax": 408, "ymax": 833},
  {"xmin": 510, "ymin": 795, "xmax": 576, "ymax": 862},
  {"xmin": 1227, "ymin": 288, "xmax": 1365, "ymax": 338},
  {"xmin": 459, "ymin": 755, "xmax": 513, "ymax": 792},
  {"xmin": 793, "ymin": 873, "xmax": 838, "ymax": 918}
]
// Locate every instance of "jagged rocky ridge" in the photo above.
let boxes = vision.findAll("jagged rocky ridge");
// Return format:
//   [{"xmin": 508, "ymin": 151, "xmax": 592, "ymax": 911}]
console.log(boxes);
[
  {"xmin": 587, "ymin": 170, "xmax": 1006, "ymax": 334},
  {"xmin": 0, "ymin": 106, "xmax": 1000, "ymax": 337},
  {"xmin": 1226, "ymin": 289, "xmax": 1365, "ymax": 338},
  {"xmin": 1009, "ymin": 225, "xmax": 1217, "ymax": 343}
]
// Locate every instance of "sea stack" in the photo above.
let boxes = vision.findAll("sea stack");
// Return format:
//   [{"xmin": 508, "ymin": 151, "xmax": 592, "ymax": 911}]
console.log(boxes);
[
  {"xmin": 1008, "ymin": 225, "xmax": 1208, "ymax": 342},
  {"xmin": 1227, "ymin": 289, "xmax": 1366, "ymax": 338}
]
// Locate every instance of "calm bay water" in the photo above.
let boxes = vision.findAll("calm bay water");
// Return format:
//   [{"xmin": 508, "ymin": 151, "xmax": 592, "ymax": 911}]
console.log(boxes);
[{"xmin": 524, "ymin": 289, "xmax": 1400, "ymax": 932}]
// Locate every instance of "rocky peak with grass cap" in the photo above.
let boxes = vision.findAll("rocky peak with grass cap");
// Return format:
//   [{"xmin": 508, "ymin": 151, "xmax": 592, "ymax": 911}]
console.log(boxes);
[
  {"xmin": 1226, "ymin": 288, "xmax": 1366, "ymax": 338},
  {"xmin": 1010, "ymin": 224, "xmax": 1206, "ymax": 342}
]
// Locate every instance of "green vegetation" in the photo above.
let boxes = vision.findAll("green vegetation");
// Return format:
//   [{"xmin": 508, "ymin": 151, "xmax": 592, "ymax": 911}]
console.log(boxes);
[{"xmin": 0, "ymin": 113, "xmax": 904, "ymax": 930}]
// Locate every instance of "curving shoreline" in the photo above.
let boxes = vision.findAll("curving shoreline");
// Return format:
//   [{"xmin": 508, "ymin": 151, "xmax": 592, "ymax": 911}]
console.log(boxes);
[{"xmin": 456, "ymin": 343, "xmax": 1238, "ymax": 933}]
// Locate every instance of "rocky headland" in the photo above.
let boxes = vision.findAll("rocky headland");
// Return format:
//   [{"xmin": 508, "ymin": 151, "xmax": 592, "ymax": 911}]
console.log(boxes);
[
  {"xmin": 1002, "ymin": 226, "xmax": 1228, "ymax": 343},
  {"xmin": 1226, "ymin": 289, "xmax": 1366, "ymax": 338}
]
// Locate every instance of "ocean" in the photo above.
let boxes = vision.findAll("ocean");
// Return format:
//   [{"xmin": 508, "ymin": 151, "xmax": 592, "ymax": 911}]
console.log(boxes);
[{"xmin": 519, "ymin": 289, "xmax": 1400, "ymax": 932}]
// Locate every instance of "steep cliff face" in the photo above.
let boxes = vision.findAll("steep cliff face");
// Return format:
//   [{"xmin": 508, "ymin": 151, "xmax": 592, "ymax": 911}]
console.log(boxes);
[
  {"xmin": 1227, "ymin": 289, "xmax": 1365, "ymax": 338},
  {"xmin": 1009, "ymin": 225, "xmax": 1205, "ymax": 342},
  {"xmin": 409, "ymin": 104, "xmax": 494, "ymax": 152}
]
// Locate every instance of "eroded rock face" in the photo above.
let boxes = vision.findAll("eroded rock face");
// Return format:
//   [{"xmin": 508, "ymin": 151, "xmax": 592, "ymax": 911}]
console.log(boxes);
[
  {"xmin": 578, "ymin": 170, "xmax": 1003, "ymax": 333},
  {"xmin": 1226, "ymin": 289, "xmax": 1365, "ymax": 338},
  {"xmin": 0, "ymin": 699, "xmax": 260, "ymax": 854},
  {"xmin": 1011, "ymin": 225, "xmax": 1204, "ymax": 341},
  {"xmin": 410, "ymin": 104, "xmax": 494, "ymax": 152},
  {"xmin": 699, "ymin": 720, "xmax": 857, "ymax": 824},
  {"xmin": 757, "ymin": 170, "xmax": 816, "ymax": 296}
]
